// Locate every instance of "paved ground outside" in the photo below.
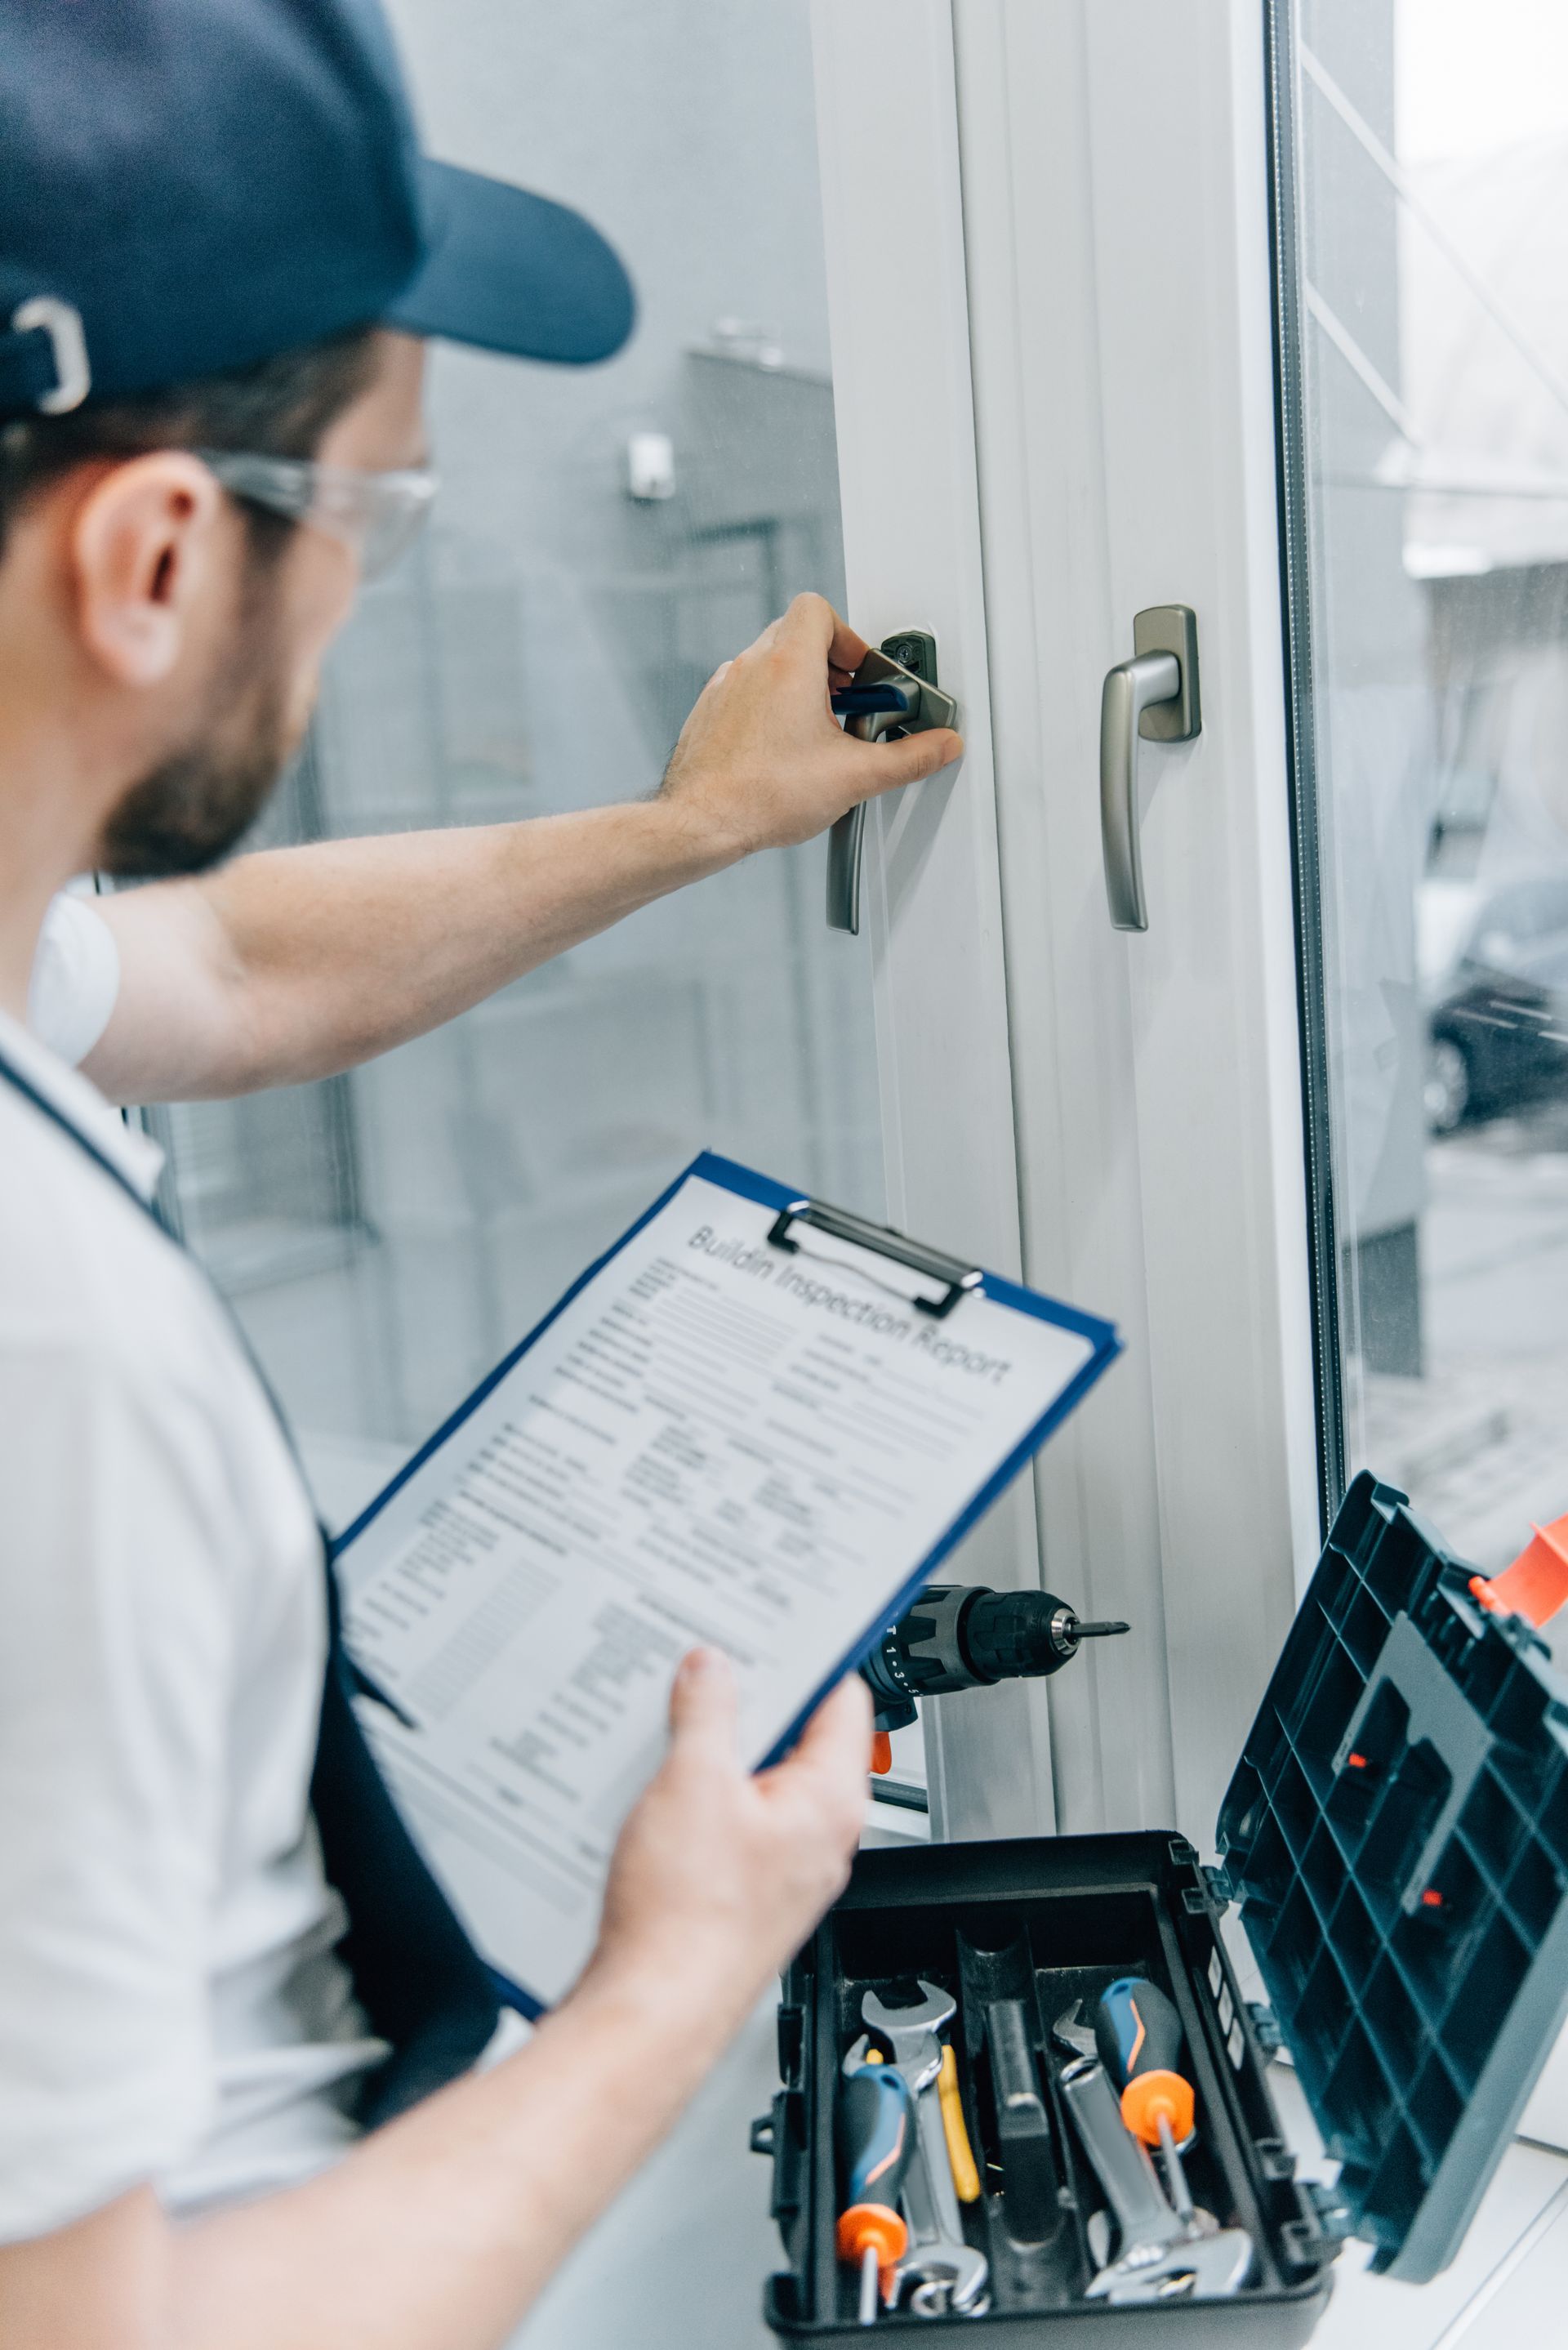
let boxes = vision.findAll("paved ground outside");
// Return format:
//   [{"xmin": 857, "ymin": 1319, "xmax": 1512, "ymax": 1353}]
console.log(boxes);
[{"xmin": 1360, "ymin": 1100, "xmax": 1568, "ymax": 1590}]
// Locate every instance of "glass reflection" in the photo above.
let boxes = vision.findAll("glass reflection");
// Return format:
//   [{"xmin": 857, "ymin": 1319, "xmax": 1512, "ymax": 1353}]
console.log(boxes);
[
  {"xmin": 149, "ymin": 1, "xmax": 884, "ymax": 1531},
  {"xmin": 1294, "ymin": 0, "xmax": 1568, "ymax": 1567}
]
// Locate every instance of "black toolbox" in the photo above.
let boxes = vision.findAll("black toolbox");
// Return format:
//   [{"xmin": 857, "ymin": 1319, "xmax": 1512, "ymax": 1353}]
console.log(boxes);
[{"xmin": 754, "ymin": 1472, "xmax": 1568, "ymax": 2338}]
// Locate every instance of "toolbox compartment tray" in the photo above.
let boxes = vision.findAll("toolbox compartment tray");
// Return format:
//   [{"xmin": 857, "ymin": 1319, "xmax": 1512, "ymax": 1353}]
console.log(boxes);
[{"xmin": 762, "ymin": 1832, "xmax": 1334, "ymax": 2341}]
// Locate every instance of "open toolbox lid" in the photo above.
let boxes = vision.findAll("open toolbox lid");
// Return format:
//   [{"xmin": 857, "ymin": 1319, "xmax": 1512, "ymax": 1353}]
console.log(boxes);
[{"xmin": 1215, "ymin": 1469, "xmax": 1568, "ymax": 2284}]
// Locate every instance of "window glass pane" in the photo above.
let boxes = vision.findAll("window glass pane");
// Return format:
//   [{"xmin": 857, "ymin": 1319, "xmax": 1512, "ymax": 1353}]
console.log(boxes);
[
  {"xmin": 149, "ymin": 1, "xmax": 883, "ymax": 1532},
  {"xmin": 1286, "ymin": 0, "xmax": 1568, "ymax": 1567}
]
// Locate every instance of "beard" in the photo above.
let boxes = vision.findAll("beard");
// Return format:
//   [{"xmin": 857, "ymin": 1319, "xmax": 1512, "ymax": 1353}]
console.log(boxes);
[{"xmin": 97, "ymin": 561, "xmax": 300, "ymax": 879}]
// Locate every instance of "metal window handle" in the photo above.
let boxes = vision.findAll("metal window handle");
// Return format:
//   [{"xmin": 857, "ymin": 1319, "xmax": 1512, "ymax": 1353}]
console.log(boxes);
[
  {"xmin": 1099, "ymin": 604, "xmax": 1201, "ymax": 932},
  {"xmin": 825, "ymin": 800, "xmax": 870, "ymax": 935},
  {"xmin": 826, "ymin": 631, "xmax": 956, "ymax": 934}
]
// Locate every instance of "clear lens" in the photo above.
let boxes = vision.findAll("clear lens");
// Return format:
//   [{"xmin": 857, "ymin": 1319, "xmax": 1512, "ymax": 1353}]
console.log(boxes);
[
  {"xmin": 310, "ymin": 466, "xmax": 438, "ymax": 580},
  {"xmin": 194, "ymin": 450, "xmax": 438, "ymax": 580}
]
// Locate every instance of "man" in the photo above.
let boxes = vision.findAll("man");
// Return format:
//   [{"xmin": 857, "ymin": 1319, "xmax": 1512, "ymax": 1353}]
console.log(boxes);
[{"xmin": 0, "ymin": 4, "xmax": 963, "ymax": 2345}]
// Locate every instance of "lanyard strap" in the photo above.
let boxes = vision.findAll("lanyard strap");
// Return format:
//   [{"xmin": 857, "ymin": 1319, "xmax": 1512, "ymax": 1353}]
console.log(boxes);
[{"xmin": 0, "ymin": 1046, "xmax": 174, "ymax": 1226}]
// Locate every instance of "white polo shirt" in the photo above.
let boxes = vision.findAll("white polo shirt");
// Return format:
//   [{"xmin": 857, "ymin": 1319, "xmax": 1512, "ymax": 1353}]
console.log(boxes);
[{"xmin": 0, "ymin": 894, "xmax": 386, "ymax": 2240}]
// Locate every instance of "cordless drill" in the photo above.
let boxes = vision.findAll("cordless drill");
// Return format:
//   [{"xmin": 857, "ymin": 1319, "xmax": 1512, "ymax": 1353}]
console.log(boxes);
[{"xmin": 861, "ymin": 1584, "xmax": 1129, "ymax": 1769}]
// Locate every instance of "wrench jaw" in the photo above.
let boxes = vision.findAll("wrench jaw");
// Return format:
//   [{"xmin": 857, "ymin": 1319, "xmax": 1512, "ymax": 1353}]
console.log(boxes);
[
  {"xmin": 1052, "ymin": 2000, "xmax": 1098, "ymax": 2063},
  {"xmin": 1086, "ymin": 2227, "xmax": 1254, "ymax": 2304},
  {"xmin": 862, "ymin": 1980, "xmax": 958, "ymax": 2048},
  {"xmin": 844, "ymin": 2027, "xmax": 941, "ymax": 2096},
  {"xmin": 894, "ymin": 2245, "xmax": 991, "ymax": 2320}
]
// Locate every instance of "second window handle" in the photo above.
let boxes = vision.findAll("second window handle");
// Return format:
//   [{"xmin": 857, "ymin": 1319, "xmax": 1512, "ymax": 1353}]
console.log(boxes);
[{"xmin": 1099, "ymin": 604, "xmax": 1201, "ymax": 932}]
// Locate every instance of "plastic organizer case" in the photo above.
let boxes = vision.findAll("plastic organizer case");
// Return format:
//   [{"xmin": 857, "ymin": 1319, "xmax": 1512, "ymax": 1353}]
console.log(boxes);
[
  {"xmin": 1218, "ymin": 1469, "xmax": 1568, "ymax": 2282},
  {"xmin": 753, "ymin": 1472, "xmax": 1568, "ymax": 2337}
]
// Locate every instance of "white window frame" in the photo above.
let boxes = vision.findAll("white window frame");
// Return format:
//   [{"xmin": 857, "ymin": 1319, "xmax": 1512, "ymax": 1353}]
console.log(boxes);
[
  {"xmin": 813, "ymin": 0, "xmax": 1323, "ymax": 1856},
  {"xmin": 811, "ymin": 0, "xmax": 1051, "ymax": 1844}
]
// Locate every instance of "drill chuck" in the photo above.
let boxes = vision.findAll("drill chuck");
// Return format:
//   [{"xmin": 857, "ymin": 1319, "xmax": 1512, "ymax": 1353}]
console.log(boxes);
[{"xmin": 862, "ymin": 1584, "xmax": 1129, "ymax": 1732}]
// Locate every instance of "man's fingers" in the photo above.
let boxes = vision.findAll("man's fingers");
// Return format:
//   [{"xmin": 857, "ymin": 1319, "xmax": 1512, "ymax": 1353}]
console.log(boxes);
[
  {"xmin": 777, "ymin": 590, "xmax": 869, "ymax": 680},
  {"xmin": 852, "ymin": 725, "xmax": 964, "ymax": 796},
  {"xmin": 722, "ymin": 592, "xmax": 872, "ymax": 692},
  {"xmin": 826, "ymin": 613, "xmax": 871, "ymax": 676},
  {"xmin": 767, "ymin": 1673, "xmax": 873, "ymax": 1801},
  {"xmin": 666, "ymin": 1647, "xmax": 741, "ymax": 1771}
]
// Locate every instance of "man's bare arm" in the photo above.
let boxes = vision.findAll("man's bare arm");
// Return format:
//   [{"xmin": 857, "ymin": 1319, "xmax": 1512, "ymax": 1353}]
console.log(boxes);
[
  {"xmin": 82, "ymin": 595, "xmax": 962, "ymax": 1104},
  {"xmin": 0, "ymin": 1659, "xmax": 871, "ymax": 2350},
  {"xmin": 86, "ymin": 802, "xmax": 737, "ymax": 1100}
]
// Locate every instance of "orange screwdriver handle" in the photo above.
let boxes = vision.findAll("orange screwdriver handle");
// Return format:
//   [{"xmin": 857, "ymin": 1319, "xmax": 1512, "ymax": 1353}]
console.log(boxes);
[
  {"xmin": 1095, "ymin": 1978, "xmax": 1196, "ymax": 2147},
  {"xmin": 1120, "ymin": 2066, "xmax": 1195, "ymax": 2148},
  {"xmin": 836, "ymin": 2201, "xmax": 908, "ymax": 2299}
]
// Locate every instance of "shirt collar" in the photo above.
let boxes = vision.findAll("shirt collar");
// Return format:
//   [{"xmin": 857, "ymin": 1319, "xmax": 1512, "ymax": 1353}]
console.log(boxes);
[{"xmin": 0, "ymin": 1006, "xmax": 165, "ymax": 1202}]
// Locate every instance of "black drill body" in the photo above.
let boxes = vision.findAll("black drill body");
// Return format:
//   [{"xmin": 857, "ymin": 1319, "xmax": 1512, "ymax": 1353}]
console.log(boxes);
[{"xmin": 860, "ymin": 1585, "xmax": 1129, "ymax": 1735}]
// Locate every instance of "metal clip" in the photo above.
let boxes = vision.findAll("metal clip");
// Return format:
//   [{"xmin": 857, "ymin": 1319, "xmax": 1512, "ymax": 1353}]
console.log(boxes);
[
  {"xmin": 766, "ymin": 1193, "xmax": 981, "ymax": 1321},
  {"xmin": 11, "ymin": 296, "xmax": 91, "ymax": 415}
]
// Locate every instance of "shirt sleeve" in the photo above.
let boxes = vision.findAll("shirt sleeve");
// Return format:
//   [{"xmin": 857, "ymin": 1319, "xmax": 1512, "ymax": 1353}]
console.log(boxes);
[
  {"xmin": 0, "ymin": 1336, "xmax": 237, "ymax": 2241},
  {"xmin": 26, "ymin": 890, "xmax": 122, "ymax": 1068}
]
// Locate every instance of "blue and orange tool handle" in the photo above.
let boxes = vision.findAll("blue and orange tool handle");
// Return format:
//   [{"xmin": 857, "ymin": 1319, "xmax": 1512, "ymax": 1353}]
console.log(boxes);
[
  {"xmin": 836, "ymin": 2060, "xmax": 914, "ymax": 2302},
  {"xmin": 838, "ymin": 2060, "xmax": 913, "ymax": 2206},
  {"xmin": 1094, "ymin": 1976, "xmax": 1196, "ymax": 2147}
]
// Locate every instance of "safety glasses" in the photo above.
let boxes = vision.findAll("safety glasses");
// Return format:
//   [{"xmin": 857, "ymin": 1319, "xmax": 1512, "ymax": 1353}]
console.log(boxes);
[{"xmin": 193, "ymin": 448, "xmax": 439, "ymax": 581}]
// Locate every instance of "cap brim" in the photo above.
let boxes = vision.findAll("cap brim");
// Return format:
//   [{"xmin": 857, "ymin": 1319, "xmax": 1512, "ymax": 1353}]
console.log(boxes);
[{"xmin": 385, "ymin": 158, "xmax": 635, "ymax": 367}]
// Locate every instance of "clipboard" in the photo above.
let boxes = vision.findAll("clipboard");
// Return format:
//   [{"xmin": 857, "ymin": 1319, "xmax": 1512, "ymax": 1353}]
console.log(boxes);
[{"xmin": 334, "ymin": 1153, "xmax": 1120, "ymax": 2013}]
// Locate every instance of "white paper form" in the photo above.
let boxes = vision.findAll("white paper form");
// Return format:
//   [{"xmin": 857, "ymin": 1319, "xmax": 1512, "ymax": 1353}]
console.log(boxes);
[{"xmin": 339, "ymin": 1166, "xmax": 1107, "ymax": 2008}]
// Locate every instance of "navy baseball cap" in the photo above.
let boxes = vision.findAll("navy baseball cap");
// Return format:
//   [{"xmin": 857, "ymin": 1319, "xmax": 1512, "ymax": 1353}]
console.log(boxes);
[{"xmin": 0, "ymin": 0, "xmax": 635, "ymax": 422}]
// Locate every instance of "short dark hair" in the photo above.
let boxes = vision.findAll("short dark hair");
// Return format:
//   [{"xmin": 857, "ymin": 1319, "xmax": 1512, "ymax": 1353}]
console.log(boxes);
[{"xmin": 0, "ymin": 325, "xmax": 381, "ymax": 559}]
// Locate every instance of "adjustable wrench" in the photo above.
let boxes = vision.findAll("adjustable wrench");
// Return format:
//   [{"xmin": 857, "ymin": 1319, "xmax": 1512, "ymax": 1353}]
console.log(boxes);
[
  {"xmin": 1059, "ymin": 2057, "xmax": 1252, "ymax": 2304},
  {"xmin": 1088, "ymin": 2228, "xmax": 1255, "ymax": 2304},
  {"xmin": 859, "ymin": 1983, "xmax": 989, "ymax": 2317}
]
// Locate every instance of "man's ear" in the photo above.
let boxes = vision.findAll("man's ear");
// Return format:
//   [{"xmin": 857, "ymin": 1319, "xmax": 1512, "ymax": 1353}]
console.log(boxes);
[{"xmin": 70, "ymin": 452, "xmax": 231, "ymax": 689}]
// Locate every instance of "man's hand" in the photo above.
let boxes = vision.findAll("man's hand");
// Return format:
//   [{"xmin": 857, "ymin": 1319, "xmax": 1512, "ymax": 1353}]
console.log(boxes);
[
  {"xmin": 0, "ymin": 1657, "xmax": 872, "ymax": 2350},
  {"xmin": 587, "ymin": 1649, "xmax": 871, "ymax": 2033},
  {"xmin": 658, "ymin": 592, "xmax": 964, "ymax": 863},
  {"xmin": 82, "ymin": 591, "xmax": 961, "ymax": 1104}
]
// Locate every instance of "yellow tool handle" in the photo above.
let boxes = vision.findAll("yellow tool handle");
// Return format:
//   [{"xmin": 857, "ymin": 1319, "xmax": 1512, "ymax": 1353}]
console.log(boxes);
[{"xmin": 937, "ymin": 2043, "xmax": 981, "ymax": 2204}]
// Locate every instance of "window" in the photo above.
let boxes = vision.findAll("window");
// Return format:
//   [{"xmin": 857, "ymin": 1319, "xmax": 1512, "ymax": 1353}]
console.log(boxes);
[
  {"xmin": 1276, "ymin": 0, "xmax": 1568, "ymax": 1566},
  {"xmin": 149, "ymin": 0, "xmax": 883, "ymax": 1534}
]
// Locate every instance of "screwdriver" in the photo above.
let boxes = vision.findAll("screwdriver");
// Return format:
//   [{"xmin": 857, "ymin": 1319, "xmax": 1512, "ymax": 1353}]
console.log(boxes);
[
  {"xmin": 837, "ymin": 2053, "xmax": 915, "ymax": 2324},
  {"xmin": 1093, "ymin": 1977, "xmax": 1196, "ymax": 2222}
]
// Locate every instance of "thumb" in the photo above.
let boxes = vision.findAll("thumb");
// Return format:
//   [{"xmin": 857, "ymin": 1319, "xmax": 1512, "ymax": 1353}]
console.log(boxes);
[
  {"xmin": 851, "ymin": 725, "xmax": 964, "ymax": 797},
  {"xmin": 666, "ymin": 1646, "xmax": 741, "ymax": 1771},
  {"xmin": 765, "ymin": 1671, "xmax": 872, "ymax": 1795}
]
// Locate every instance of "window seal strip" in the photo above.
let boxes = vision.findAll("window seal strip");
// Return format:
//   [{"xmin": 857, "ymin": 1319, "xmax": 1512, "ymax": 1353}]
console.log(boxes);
[{"xmin": 1263, "ymin": 0, "xmax": 1344, "ymax": 1528}]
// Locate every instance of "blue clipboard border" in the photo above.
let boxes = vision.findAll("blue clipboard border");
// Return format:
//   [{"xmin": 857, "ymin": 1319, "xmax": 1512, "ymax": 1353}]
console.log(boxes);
[{"xmin": 336, "ymin": 1149, "xmax": 1120, "ymax": 2018}]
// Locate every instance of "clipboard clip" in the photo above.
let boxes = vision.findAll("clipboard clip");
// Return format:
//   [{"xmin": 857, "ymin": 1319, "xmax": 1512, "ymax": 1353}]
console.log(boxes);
[{"xmin": 766, "ymin": 1197, "xmax": 982, "ymax": 1322}]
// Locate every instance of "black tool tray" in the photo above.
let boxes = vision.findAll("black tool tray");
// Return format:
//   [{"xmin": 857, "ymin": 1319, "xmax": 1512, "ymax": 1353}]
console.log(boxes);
[{"xmin": 754, "ymin": 1472, "xmax": 1568, "ymax": 2338}]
